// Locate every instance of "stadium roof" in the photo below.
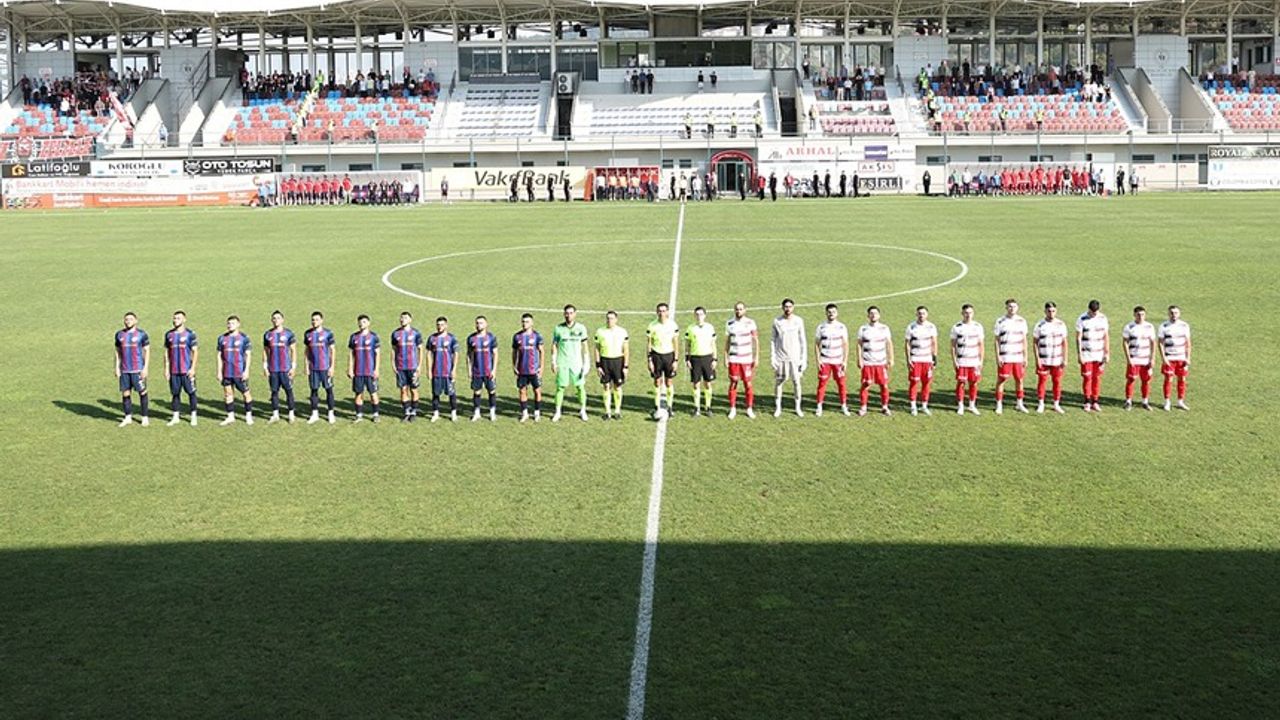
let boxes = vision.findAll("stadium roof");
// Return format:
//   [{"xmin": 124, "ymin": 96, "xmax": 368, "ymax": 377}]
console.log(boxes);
[{"xmin": 2, "ymin": 0, "xmax": 1272, "ymax": 39}]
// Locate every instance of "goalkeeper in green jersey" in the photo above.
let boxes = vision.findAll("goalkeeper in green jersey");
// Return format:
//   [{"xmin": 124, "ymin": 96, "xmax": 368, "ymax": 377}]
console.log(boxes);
[{"xmin": 551, "ymin": 304, "xmax": 591, "ymax": 422}]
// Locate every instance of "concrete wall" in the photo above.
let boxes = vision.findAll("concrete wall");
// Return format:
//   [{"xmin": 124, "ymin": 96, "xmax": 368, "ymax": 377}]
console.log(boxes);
[
  {"xmin": 14, "ymin": 50, "xmax": 75, "ymax": 84},
  {"xmin": 1133, "ymin": 35, "xmax": 1188, "ymax": 117},
  {"xmin": 893, "ymin": 35, "xmax": 946, "ymax": 78},
  {"xmin": 405, "ymin": 41, "xmax": 458, "ymax": 91},
  {"xmin": 1124, "ymin": 68, "xmax": 1171, "ymax": 132},
  {"xmin": 1176, "ymin": 68, "xmax": 1216, "ymax": 132}
]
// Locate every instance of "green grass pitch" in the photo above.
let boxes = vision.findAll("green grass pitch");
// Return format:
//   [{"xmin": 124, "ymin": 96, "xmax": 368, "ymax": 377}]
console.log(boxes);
[{"xmin": 1, "ymin": 194, "xmax": 1278, "ymax": 718}]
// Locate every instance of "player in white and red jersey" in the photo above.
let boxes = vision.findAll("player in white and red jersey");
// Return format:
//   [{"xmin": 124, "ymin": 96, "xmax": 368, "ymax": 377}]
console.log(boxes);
[
  {"xmin": 993, "ymin": 298, "xmax": 1030, "ymax": 415},
  {"xmin": 724, "ymin": 301, "xmax": 759, "ymax": 419},
  {"xmin": 1121, "ymin": 305, "xmax": 1158, "ymax": 410},
  {"xmin": 950, "ymin": 304, "xmax": 984, "ymax": 415},
  {"xmin": 1158, "ymin": 304, "xmax": 1192, "ymax": 411},
  {"xmin": 1076, "ymin": 299, "xmax": 1110, "ymax": 412},
  {"xmin": 1032, "ymin": 301, "xmax": 1069, "ymax": 414},
  {"xmin": 813, "ymin": 303, "xmax": 850, "ymax": 417},
  {"xmin": 905, "ymin": 306, "xmax": 938, "ymax": 416},
  {"xmin": 856, "ymin": 306, "xmax": 893, "ymax": 416}
]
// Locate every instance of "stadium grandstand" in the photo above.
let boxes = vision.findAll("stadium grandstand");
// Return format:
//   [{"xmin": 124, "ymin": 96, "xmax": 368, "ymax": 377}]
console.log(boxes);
[{"xmin": 0, "ymin": 0, "xmax": 1279, "ymax": 200}]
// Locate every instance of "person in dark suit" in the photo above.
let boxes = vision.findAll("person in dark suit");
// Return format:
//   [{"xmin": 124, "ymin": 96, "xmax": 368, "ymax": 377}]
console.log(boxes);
[
  {"xmin": 922, "ymin": 170, "xmax": 932, "ymax": 196},
  {"xmin": 768, "ymin": 172, "xmax": 778, "ymax": 201},
  {"xmin": 839, "ymin": 172, "xmax": 848, "ymax": 197},
  {"xmin": 823, "ymin": 171, "xmax": 831, "ymax": 197},
  {"xmin": 811, "ymin": 172, "xmax": 820, "ymax": 197}
]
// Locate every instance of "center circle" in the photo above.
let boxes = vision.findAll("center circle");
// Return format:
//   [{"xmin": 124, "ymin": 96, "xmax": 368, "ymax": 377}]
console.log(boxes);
[{"xmin": 381, "ymin": 239, "xmax": 968, "ymax": 315}]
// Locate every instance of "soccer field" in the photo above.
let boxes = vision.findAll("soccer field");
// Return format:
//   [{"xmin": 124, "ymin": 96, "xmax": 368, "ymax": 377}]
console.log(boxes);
[{"xmin": 2, "ymin": 194, "xmax": 1278, "ymax": 719}]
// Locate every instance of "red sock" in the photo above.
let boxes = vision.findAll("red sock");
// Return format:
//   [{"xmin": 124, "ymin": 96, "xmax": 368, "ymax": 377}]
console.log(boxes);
[
  {"xmin": 880, "ymin": 386, "xmax": 889, "ymax": 407},
  {"xmin": 816, "ymin": 376, "xmax": 829, "ymax": 405},
  {"xmin": 1163, "ymin": 376, "xmax": 1172, "ymax": 399},
  {"xmin": 968, "ymin": 382, "xmax": 979, "ymax": 403},
  {"xmin": 728, "ymin": 383, "xmax": 738, "ymax": 408},
  {"xmin": 1177, "ymin": 378, "xmax": 1187, "ymax": 400},
  {"xmin": 1053, "ymin": 378, "xmax": 1063, "ymax": 402},
  {"xmin": 745, "ymin": 384, "xmax": 754, "ymax": 408},
  {"xmin": 908, "ymin": 380, "xmax": 919, "ymax": 402},
  {"xmin": 1037, "ymin": 375, "xmax": 1047, "ymax": 400},
  {"xmin": 995, "ymin": 384, "xmax": 1004, "ymax": 402},
  {"xmin": 921, "ymin": 377, "xmax": 932, "ymax": 403},
  {"xmin": 956, "ymin": 382, "xmax": 965, "ymax": 405},
  {"xmin": 1125, "ymin": 378, "xmax": 1135, "ymax": 400},
  {"xmin": 1015, "ymin": 386, "xmax": 1024, "ymax": 400},
  {"xmin": 836, "ymin": 375, "xmax": 848, "ymax": 405},
  {"xmin": 1140, "ymin": 379, "xmax": 1149, "ymax": 400},
  {"xmin": 860, "ymin": 384, "xmax": 870, "ymax": 407}
]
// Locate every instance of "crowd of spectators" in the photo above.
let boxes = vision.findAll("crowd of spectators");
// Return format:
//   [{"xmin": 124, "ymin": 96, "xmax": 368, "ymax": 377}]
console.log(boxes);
[
  {"xmin": 933, "ymin": 165, "xmax": 1138, "ymax": 196},
  {"xmin": 17, "ymin": 68, "xmax": 136, "ymax": 118},
  {"xmin": 916, "ymin": 60, "xmax": 1107, "ymax": 99},
  {"xmin": 271, "ymin": 174, "xmax": 419, "ymax": 206},
  {"xmin": 803, "ymin": 60, "xmax": 887, "ymax": 102},
  {"xmin": 240, "ymin": 67, "xmax": 440, "ymax": 103}
]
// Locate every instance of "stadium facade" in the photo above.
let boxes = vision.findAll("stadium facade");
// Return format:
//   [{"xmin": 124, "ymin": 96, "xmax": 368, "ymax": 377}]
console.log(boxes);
[{"xmin": 2, "ymin": 0, "xmax": 1280, "ymax": 206}]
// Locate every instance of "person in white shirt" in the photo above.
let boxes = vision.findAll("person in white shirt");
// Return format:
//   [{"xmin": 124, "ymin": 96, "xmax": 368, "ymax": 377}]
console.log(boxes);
[
  {"xmin": 770, "ymin": 298, "xmax": 807, "ymax": 417},
  {"xmin": 813, "ymin": 303, "xmax": 850, "ymax": 417},
  {"xmin": 856, "ymin": 306, "xmax": 894, "ymax": 416},
  {"xmin": 1076, "ymin": 299, "xmax": 1110, "ymax": 412},
  {"xmin": 724, "ymin": 302, "xmax": 759, "ymax": 419},
  {"xmin": 1032, "ymin": 301, "xmax": 1069, "ymax": 413},
  {"xmin": 950, "ymin": 303, "xmax": 985, "ymax": 415},
  {"xmin": 1122, "ymin": 305, "xmax": 1158, "ymax": 410},
  {"xmin": 993, "ymin": 298, "xmax": 1030, "ymax": 414},
  {"xmin": 1157, "ymin": 305, "xmax": 1192, "ymax": 411},
  {"xmin": 904, "ymin": 305, "xmax": 938, "ymax": 416}
]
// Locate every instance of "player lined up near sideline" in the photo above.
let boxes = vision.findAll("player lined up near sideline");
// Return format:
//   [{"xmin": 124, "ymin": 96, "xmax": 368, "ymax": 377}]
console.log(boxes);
[{"xmin": 112, "ymin": 300, "xmax": 1193, "ymax": 425}]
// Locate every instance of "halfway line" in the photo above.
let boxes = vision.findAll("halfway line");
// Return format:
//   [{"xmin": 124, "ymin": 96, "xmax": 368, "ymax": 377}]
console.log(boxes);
[{"xmin": 625, "ymin": 200, "xmax": 685, "ymax": 720}]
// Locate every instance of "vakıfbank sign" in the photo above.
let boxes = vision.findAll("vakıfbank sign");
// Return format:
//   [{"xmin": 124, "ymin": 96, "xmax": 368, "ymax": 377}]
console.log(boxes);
[{"xmin": 427, "ymin": 166, "xmax": 588, "ymax": 200}]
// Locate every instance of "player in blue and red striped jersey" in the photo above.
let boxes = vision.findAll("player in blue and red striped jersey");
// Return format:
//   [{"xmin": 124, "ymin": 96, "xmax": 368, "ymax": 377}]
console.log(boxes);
[
  {"xmin": 164, "ymin": 310, "xmax": 199, "ymax": 426},
  {"xmin": 304, "ymin": 311, "xmax": 337, "ymax": 424},
  {"xmin": 217, "ymin": 315, "xmax": 255, "ymax": 426},
  {"xmin": 427, "ymin": 316, "xmax": 460, "ymax": 422},
  {"xmin": 467, "ymin": 315, "xmax": 500, "ymax": 422},
  {"xmin": 114, "ymin": 312, "xmax": 151, "ymax": 427},
  {"xmin": 262, "ymin": 310, "xmax": 297, "ymax": 424},
  {"xmin": 511, "ymin": 313, "xmax": 544, "ymax": 422},
  {"xmin": 391, "ymin": 311, "xmax": 424, "ymax": 422},
  {"xmin": 347, "ymin": 314, "xmax": 382, "ymax": 422}
]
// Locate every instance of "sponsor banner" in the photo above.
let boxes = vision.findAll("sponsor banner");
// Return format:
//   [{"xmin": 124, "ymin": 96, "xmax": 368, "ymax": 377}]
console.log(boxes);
[
  {"xmin": 0, "ymin": 136, "xmax": 96, "ymax": 162},
  {"xmin": 90, "ymin": 159, "xmax": 184, "ymax": 177},
  {"xmin": 757, "ymin": 161, "xmax": 908, "ymax": 194},
  {"xmin": 426, "ymin": 166, "xmax": 587, "ymax": 200},
  {"xmin": 758, "ymin": 140, "xmax": 914, "ymax": 164},
  {"xmin": 1207, "ymin": 145, "xmax": 1280, "ymax": 189},
  {"xmin": 2, "ymin": 160, "xmax": 91, "ymax": 178},
  {"xmin": 2, "ymin": 174, "xmax": 263, "ymax": 210},
  {"xmin": 184, "ymin": 157, "xmax": 275, "ymax": 175}
]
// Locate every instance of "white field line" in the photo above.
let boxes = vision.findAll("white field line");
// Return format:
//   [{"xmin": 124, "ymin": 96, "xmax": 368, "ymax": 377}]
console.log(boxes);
[{"xmin": 625, "ymin": 200, "xmax": 685, "ymax": 720}]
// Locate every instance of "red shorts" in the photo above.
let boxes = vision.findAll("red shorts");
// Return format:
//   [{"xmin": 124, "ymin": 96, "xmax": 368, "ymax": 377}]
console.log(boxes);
[
  {"xmin": 1080, "ymin": 361, "xmax": 1105, "ymax": 378},
  {"xmin": 908, "ymin": 362, "xmax": 933, "ymax": 382},
  {"xmin": 997, "ymin": 362, "xmax": 1026, "ymax": 382},
  {"xmin": 955, "ymin": 366, "xmax": 981, "ymax": 384},
  {"xmin": 817, "ymin": 363, "xmax": 846, "ymax": 381},
  {"xmin": 1126, "ymin": 364, "xmax": 1153, "ymax": 381},
  {"xmin": 860, "ymin": 365, "xmax": 888, "ymax": 385},
  {"xmin": 1036, "ymin": 365, "xmax": 1065, "ymax": 380},
  {"xmin": 1161, "ymin": 360, "xmax": 1189, "ymax": 378},
  {"xmin": 727, "ymin": 362, "xmax": 755, "ymax": 382}
]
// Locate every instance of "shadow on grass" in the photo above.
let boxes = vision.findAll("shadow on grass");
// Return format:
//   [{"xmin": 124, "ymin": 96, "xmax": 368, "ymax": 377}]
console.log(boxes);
[{"xmin": 1, "ymin": 541, "xmax": 1276, "ymax": 718}]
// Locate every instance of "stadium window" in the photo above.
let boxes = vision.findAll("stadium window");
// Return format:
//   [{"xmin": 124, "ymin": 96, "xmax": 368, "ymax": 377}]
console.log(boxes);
[
  {"xmin": 522, "ymin": 161, "xmax": 535, "ymax": 167},
  {"xmin": 925, "ymin": 155, "xmax": 950, "ymax": 165},
  {"xmin": 661, "ymin": 159, "xmax": 675, "ymax": 169},
  {"xmin": 301, "ymin": 165, "xmax": 326, "ymax": 173},
  {"xmin": 453, "ymin": 161, "xmax": 476, "ymax": 168},
  {"xmin": 556, "ymin": 161, "xmax": 567, "ymax": 167},
  {"xmin": 349, "ymin": 164, "xmax": 373, "ymax": 172},
  {"xmin": 978, "ymin": 155, "xmax": 1003, "ymax": 163},
  {"xmin": 401, "ymin": 163, "xmax": 424, "ymax": 171},
  {"xmin": 1132, "ymin": 154, "xmax": 1155, "ymax": 163},
  {"xmin": 1173, "ymin": 154, "xmax": 1196, "ymax": 162},
  {"xmin": 678, "ymin": 159, "xmax": 694, "ymax": 169},
  {"xmin": 1029, "ymin": 155, "xmax": 1053, "ymax": 162}
]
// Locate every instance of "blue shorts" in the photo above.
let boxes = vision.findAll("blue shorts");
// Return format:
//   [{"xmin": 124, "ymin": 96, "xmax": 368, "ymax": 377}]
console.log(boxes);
[
  {"xmin": 221, "ymin": 377, "xmax": 249, "ymax": 393},
  {"xmin": 169, "ymin": 374, "xmax": 196, "ymax": 396},
  {"xmin": 352, "ymin": 375, "xmax": 378, "ymax": 395},
  {"xmin": 268, "ymin": 371, "xmax": 293, "ymax": 393},
  {"xmin": 471, "ymin": 376, "xmax": 497, "ymax": 393},
  {"xmin": 431, "ymin": 377, "xmax": 455, "ymax": 397},
  {"xmin": 396, "ymin": 369, "xmax": 420, "ymax": 389},
  {"xmin": 119, "ymin": 372, "xmax": 147, "ymax": 394},
  {"xmin": 309, "ymin": 370, "xmax": 333, "ymax": 391},
  {"xmin": 516, "ymin": 373, "xmax": 541, "ymax": 389}
]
